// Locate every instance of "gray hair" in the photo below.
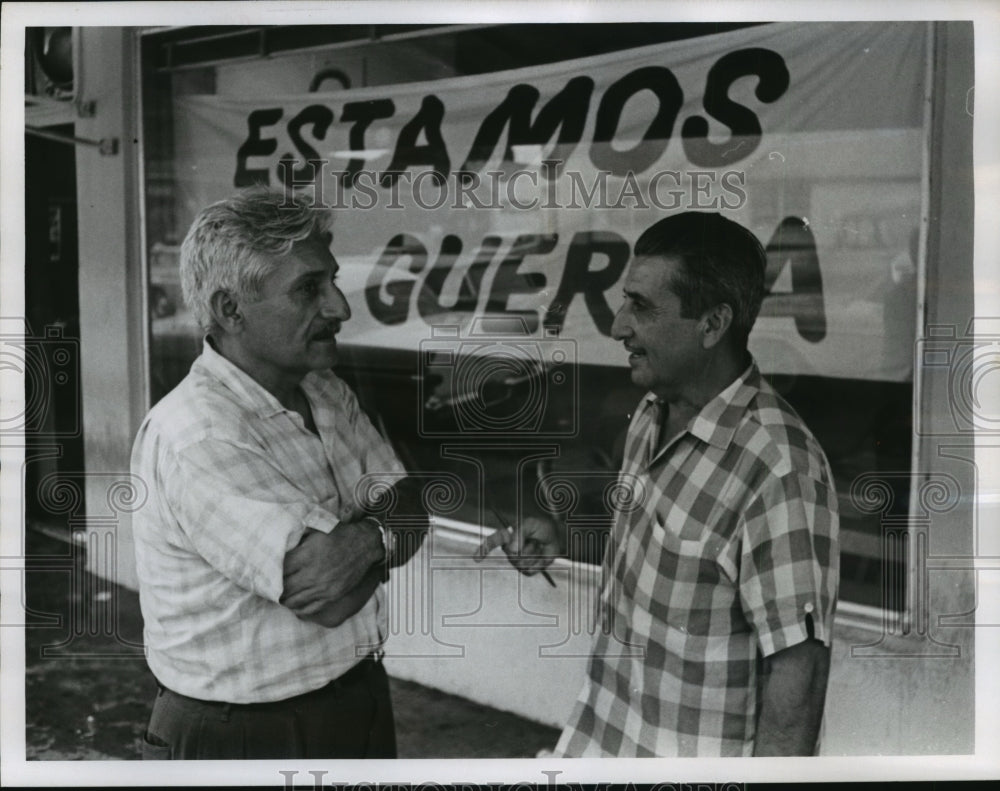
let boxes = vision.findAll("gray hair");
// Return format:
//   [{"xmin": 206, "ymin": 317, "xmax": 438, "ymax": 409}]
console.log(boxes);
[{"xmin": 179, "ymin": 186, "xmax": 333, "ymax": 333}]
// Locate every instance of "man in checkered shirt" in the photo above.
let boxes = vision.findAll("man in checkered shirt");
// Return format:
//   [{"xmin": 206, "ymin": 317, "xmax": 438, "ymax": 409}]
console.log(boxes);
[
  {"xmin": 507, "ymin": 212, "xmax": 839, "ymax": 756},
  {"xmin": 131, "ymin": 187, "xmax": 428, "ymax": 759}
]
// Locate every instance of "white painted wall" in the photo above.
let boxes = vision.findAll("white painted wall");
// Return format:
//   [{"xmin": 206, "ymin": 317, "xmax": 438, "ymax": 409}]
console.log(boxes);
[{"xmin": 384, "ymin": 521, "xmax": 593, "ymax": 731}]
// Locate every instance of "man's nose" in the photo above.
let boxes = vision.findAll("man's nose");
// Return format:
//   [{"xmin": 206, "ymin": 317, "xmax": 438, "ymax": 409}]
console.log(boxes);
[
  {"xmin": 610, "ymin": 304, "xmax": 630, "ymax": 341},
  {"xmin": 321, "ymin": 283, "xmax": 351, "ymax": 322}
]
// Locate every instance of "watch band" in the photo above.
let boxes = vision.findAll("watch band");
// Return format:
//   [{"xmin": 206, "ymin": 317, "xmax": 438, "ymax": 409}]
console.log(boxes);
[{"xmin": 366, "ymin": 515, "xmax": 395, "ymax": 562}]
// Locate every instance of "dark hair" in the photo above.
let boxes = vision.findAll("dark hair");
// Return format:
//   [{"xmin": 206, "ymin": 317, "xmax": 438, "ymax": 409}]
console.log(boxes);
[{"xmin": 634, "ymin": 212, "xmax": 766, "ymax": 348}]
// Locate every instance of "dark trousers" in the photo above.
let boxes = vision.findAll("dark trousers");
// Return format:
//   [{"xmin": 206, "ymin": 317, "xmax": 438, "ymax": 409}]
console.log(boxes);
[{"xmin": 142, "ymin": 655, "xmax": 396, "ymax": 759}]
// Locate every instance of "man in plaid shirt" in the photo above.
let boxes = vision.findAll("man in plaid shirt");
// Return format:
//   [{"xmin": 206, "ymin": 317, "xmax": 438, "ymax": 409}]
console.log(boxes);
[
  {"xmin": 507, "ymin": 212, "xmax": 839, "ymax": 756},
  {"xmin": 131, "ymin": 187, "xmax": 427, "ymax": 759}
]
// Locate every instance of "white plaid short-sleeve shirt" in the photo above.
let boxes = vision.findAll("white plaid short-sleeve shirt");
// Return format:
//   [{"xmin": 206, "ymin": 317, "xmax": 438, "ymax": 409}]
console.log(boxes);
[
  {"xmin": 131, "ymin": 340, "xmax": 404, "ymax": 703},
  {"xmin": 556, "ymin": 361, "xmax": 839, "ymax": 757}
]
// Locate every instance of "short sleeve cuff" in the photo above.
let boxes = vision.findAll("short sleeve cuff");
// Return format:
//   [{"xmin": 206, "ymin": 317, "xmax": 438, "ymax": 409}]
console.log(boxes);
[
  {"xmin": 302, "ymin": 503, "xmax": 341, "ymax": 536},
  {"xmin": 755, "ymin": 599, "xmax": 833, "ymax": 657},
  {"xmin": 254, "ymin": 519, "xmax": 309, "ymax": 603},
  {"xmin": 265, "ymin": 505, "xmax": 338, "ymax": 602}
]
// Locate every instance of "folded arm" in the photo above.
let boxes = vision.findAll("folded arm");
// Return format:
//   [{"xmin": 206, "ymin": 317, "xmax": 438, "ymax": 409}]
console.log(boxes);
[
  {"xmin": 163, "ymin": 437, "xmax": 354, "ymax": 603},
  {"xmin": 288, "ymin": 563, "xmax": 384, "ymax": 628},
  {"xmin": 280, "ymin": 476, "xmax": 431, "ymax": 623},
  {"xmin": 163, "ymin": 435, "xmax": 392, "ymax": 626},
  {"xmin": 280, "ymin": 518, "xmax": 385, "ymax": 619}
]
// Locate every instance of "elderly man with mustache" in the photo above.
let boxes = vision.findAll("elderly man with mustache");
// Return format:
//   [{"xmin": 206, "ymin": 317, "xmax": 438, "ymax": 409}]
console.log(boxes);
[{"xmin": 131, "ymin": 186, "xmax": 426, "ymax": 759}]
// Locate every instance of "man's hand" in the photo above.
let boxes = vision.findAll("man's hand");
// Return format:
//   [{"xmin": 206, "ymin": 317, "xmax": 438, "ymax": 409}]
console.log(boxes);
[
  {"xmin": 280, "ymin": 521, "xmax": 383, "ymax": 616},
  {"xmin": 502, "ymin": 515, "xmax": 564, "ymax": 576},
  {"xmin": 293, "ymin": 564, "xmax": 383, "ymax": 628},
  {"xmin": 753, "ymin": 638, "xmax": 831, "ymax": 756}
]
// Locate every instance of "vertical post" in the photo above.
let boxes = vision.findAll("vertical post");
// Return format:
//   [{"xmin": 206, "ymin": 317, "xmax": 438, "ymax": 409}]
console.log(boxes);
[{"xmin": 74, "ymin": 29, "xmax": 148, "ymax": 590}]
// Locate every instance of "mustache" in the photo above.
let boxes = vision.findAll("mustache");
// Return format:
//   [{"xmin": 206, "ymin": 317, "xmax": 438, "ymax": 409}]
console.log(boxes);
[{"xmin": 310, "ymin": 323, "xmax": 340, "ymax": 339}]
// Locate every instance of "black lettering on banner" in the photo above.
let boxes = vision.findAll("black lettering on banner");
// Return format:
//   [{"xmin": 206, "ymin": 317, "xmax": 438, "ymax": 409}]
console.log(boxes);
[
  {"xmin": 234, "ymin": 108, "xmax": 283, "ymax": 187},
  {"xmin": 760, "ymin": 216, "xmax": 826, "ymax": 342},
  {"xmin": 366, "ymin": 234, "xmax": 427, "ymax": 325},
  {"xmin": 416, "ymin": 236, "xmax": 503, "ymax": 320},
  {"xmin": 590, "ymin": 66, "xmax": 683, "ymax": 176},
  {"xmin": 544, "ymin": 231, "xmax": 630, "ymax": 334},
  {"xmin": 459, "ymin": 77, "xmax": 594, "ymax": 180},
  {"xmin": 681, "ymin": 48, "xmax": 790, "ymax": 168},
  {"xmin": 381, "ymin": 95, "xmax": 450, "ymax": 188},
  {"xmin": 485, "ymin": 234, "xmax": 558, "ymax": 332},
  {"xmin": 340, "ymin": 99, "xmax": 396, "ymax": 187},
  {"xmin": 283, "ymin": 104, "xmax": 335, "ymax": 183}
]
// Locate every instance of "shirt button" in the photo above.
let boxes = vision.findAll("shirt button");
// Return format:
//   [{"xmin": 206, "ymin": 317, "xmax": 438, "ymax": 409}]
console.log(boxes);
[{"xmin": 804, "ymin": 602, "xmax": 815, "ymax": 613}]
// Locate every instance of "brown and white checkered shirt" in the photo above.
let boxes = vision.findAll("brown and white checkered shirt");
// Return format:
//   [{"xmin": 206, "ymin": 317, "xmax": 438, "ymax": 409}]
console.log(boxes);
[
  {"xmin": 556, "ymin": 361, "xmax": 839, "ymax": 756},
  {"xmin": 131, "ymin": 341, "xmax": 404, "ymax": 703}
]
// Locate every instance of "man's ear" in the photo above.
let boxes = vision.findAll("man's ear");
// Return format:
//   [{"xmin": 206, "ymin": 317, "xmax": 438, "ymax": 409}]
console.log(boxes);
[
  {"xmin": 208, "ymin": 289, "xmax": 243, "ymax": 334},
  {"xmin": 700, "ymin": 303, "xmax": 733, "ymax": 349}
]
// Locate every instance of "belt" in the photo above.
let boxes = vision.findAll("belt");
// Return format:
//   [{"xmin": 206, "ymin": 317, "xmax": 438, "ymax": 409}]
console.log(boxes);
[{"xmin": 155, "ymin": 651, "xmax": 383, "ymax": 712}]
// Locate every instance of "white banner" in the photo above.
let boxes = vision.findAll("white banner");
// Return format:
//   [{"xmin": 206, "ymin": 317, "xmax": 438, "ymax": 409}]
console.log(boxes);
[{"xmin": 170, "ymin": 22, "xmax": 929, "ymax": 381}]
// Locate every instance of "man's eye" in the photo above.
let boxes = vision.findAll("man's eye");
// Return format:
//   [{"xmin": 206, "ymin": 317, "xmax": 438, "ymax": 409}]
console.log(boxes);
[{"xmin": 300, "ymin": 281, "xmax": 319, "ymax": 297}]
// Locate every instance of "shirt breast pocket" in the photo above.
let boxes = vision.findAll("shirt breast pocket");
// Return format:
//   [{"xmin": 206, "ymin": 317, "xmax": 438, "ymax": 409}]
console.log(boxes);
[
  {"xmin": 650, "ymin": 512, "xmax": 704, "ymax": 556},
  {"xmin": 643, "ymin": 510, "xmax": 737, "ymax": 636},
  {"xmin": 628, "ymin": 512, "xmax": 707, "ymax": 612}
]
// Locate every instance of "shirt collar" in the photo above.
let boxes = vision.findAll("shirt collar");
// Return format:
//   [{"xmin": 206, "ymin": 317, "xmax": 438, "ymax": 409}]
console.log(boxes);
[
  {"xmin": 644, "ymin": 359, "xmax": 762, "ymax": 451},
  {"xmin": 192, "ymin": 337, "xmax": 290, "ymax": 419}
]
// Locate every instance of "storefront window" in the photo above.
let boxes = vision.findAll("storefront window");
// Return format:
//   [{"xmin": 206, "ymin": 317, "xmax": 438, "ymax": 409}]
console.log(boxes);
[{"xmin": 140, "ymin": 23, "xmax": 924, "ymax": 611}]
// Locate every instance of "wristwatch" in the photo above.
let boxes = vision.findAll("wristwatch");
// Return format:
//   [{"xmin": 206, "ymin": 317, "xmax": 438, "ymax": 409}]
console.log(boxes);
[{"xmin": 365, "ymin": 515, "xmax": 395, "ymax": 563}]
